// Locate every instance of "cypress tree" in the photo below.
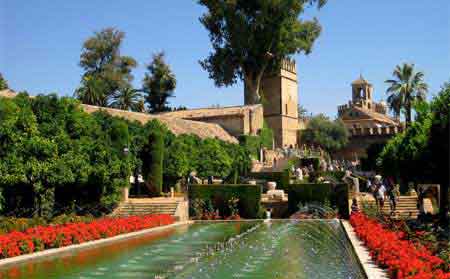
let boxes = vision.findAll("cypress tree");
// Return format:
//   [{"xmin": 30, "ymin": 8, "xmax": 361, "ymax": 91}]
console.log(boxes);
[{"xmin": 143, "ymin": 129, "xmax": 164, "ymax": 196}]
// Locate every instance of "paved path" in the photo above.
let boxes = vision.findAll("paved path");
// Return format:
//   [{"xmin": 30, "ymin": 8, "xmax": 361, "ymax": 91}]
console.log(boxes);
[{"xmin": 342, "ymin": 220, "xmax": 389, "ymax": 279}]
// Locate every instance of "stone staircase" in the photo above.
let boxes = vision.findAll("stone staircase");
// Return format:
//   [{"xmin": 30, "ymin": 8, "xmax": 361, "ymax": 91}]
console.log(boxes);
[
  {"xmin": 112, "ymin": 198, "xmax": 180, "ymax": 218},
  {"xmin": 361, "ymin": 195, "xmax": 419, "ymax": 219}
]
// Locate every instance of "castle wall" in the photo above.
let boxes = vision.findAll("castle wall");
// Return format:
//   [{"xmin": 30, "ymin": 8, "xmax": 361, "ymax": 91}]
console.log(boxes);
[{"xmin": 161, "ymin": 105, "xmax": 264, "ymax": 138}]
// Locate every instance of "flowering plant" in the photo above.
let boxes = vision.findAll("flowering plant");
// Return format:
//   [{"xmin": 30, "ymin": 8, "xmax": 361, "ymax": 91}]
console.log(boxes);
[
  {"xmin": 0, "ymin": 214, "xmax": 174, "ymax": 259},
  {"xmin": 350, "ymin": 212, "xmax": 450, "ymax": 279}
]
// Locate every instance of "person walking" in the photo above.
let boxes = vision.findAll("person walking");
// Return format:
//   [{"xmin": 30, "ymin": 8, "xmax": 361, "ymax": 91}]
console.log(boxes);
[
  {"xmin": 385, "ymin": 177, "xmax": 397, "ymax": 215},
  {"xmin": 374, "ymin": 175, "xmax": 386, "ymax": 213}
]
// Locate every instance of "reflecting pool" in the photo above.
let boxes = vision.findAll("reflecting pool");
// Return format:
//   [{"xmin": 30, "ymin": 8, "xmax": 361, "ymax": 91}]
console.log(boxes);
[{"xmin": 0, "ymin": 220, "xmax": 365, "ymax": 278}]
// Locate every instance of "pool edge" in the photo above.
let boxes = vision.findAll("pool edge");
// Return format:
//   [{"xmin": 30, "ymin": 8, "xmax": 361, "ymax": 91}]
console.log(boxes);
[
  {"xmin": 0, "ymin": 221, "xmax": 193, "ymax": 268},
  {"xmin": 340, "ymin": 220, "xmax": 389, "ymax": 279}
]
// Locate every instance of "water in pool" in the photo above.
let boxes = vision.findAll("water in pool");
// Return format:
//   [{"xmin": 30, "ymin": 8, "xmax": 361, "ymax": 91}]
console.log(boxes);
[{"xmin": 1, "ymin": 220, "xmax": 365, "ymax": 279}]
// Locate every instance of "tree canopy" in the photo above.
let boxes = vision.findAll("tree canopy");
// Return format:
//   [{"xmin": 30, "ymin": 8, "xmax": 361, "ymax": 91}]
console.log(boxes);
[
  {"xmin": 142, "ymin": 52, "xmax": 177, "ymax": 113},
  {"xmin": 75, "ymin": 28, "xmax": 138, "ymax": 107},
  {"xmin": 379, "ymin": 81, "xmax": 449, "ymax": 225},
  {"xmin": 0, "ymin": 93, "xmax": 253, "ymax": 217},
  {"xmin": 301, "ymin": 114, "xmax": 348, "ymax": 153},
  {"xmin": 198, "ymin": 0, "xmax": 327, "ymax": 104},
  {"xmin": 0, "ymin": 73, "xmax": 8, "ymax": 90},
  {"xmin": 385, "ymin": 63, "xmax": 428, "ymax": 126}
]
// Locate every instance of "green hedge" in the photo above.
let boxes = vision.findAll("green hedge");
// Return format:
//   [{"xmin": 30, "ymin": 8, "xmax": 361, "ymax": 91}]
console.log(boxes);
[
  {"xmin": 188, "ymin": 184, "xmax": 262, "ymax": 218},
  {"xmin": 247, "ymin": 171, "xmax": 290, "ymax": 190},
  {"xmin": 286, "ymin": 183, "xmax": 349, "ymax": 219}
]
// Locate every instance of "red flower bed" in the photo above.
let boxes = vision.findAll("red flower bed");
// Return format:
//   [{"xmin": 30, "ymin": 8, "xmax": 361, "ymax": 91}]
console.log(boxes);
[
  {"xmin": 350, "ymin": 213, "xmax": 450, "ymax": 279},
  {"xmin": 0, "ymin": 214, "xmax": 175, "ymax": 259}
]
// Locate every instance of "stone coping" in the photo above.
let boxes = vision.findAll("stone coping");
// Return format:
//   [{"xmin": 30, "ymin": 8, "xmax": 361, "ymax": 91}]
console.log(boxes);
[
  {"xmin": 341, "ymin": 220, "xmax": 389, "ymax": 279},
  {"xmin": 0, "ymin": 221, "xmax": 193, "ymax": 268}
]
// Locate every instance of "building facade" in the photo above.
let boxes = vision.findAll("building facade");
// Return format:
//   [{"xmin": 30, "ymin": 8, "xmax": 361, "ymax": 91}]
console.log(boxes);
[{"xmin": 336, "ymin": 76, "xmax": 403, "ymax": 160}]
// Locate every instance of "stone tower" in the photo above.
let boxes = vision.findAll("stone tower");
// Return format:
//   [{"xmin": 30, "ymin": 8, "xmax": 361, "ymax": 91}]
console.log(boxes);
[
  {"xmin": 351, "ymin": 75, "xmax": 374, "ymax": 110},
  {"xmin": 260, "ymin": 59, "xmax": 299, "ymax": 148}
]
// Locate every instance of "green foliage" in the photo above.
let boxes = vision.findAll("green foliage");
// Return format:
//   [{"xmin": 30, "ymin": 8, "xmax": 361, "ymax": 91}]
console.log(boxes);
[
  {"xmin": 0, "ymin": 94, "xmax": 132, "ymax": 217},
  {"xmin": 0, "ymin": 73, "xmax": 8, "ymax": 90},
  {"xmin": 385, "ymin": 63, "xmax": 428, "ymax": 125},
  {"xmin": 239, "ymin": 122, "xmax": 273, "ymax": 158},
  {"xmin": 196, "ymin": 139, "xmax": 233, "ymax": 178},
  {"xmin": 378, "ymin": 81, "xmax": 449, "ymax": 224},
  {"xmin": 198, "ymin": 0, "xmax": 326, "ymax": 104},
  {"xmin": 0, "ymin": 93, "xmax": 254, "ymax": 217},
  {"xmin": 287, "ymin": 183, "xmax": 349, "ymax": 219},
  {"xmin": 301, "ymin": 114, "xmax": 348, "ymax": 153},
  {"xmin": 110, "ymin": 87, "xmax": 144, "ymax": 112},
  {"xmin": 75, "ymin": 28, "xmax": 138, "ymax": 107},
  {"xmin": 142, "ymin": 52, "xmax": 177, "ymax": 113},
  {"xmin": 142, "ymin": 129, "xmax": 164, "ymax": 195},
  {"xmin": 188, "ymin": 185, "xmax": 262, "ymax": 218}
]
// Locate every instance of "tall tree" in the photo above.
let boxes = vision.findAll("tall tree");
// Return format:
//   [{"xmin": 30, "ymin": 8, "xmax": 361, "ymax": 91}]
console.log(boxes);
[
  {"xmin": 0, "ymin": 73, "xmax": 9, "ymax": 90},
  {"xmin": 75, "ymin": 28, "xmax": 137, "ymax": 107},
  {"xmin": 142, "ymin": 52, "xmax": 177, "ymax": 113},
  {"xmin": 385, "ymin": 63, "xmax": 428, "ymax": 127},
  {"xmin": 110, "ymin": 87, "xmax": 143, "ymax": 112},
  {"xmin": 198, "ymin": 0, "xmax": 327, "ymax": 104},
  {"xmin": 301, "ymin": 114, "xmax": 349, "ymax": 153}
]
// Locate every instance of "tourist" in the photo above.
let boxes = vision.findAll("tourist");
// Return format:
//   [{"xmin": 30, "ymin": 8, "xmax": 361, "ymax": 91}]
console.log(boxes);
[
  {"xmin": 295, "ymin": 167, "xmax": 303, "ymax": 181},
  {"xmin": 188, "ymin": 171, "xmax": 201, "ymax": 185},
  {"xmin": 374, "ymin": 175, "xmax": 386, "ymax": 212},
  {"xmin": 385, "ymin": 176, "xmax": 397, "ymax": 214},
  {"xmin": 351, "ymin": 198, "xmax": 359, "ymax": 213}
]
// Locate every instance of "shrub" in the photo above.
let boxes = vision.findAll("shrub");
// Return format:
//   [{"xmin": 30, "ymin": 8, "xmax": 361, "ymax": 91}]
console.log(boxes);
[
  {"xmin": 143, "ymin": 129, "xmax": 164, "ymax": 195},
  {"xmin": 188, "ymin": 185, "xmax": 262, "ymax": 219}
]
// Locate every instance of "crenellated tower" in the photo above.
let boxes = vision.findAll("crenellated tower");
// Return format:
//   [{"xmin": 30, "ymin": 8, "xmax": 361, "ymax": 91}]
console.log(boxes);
[{"xmin": 260, "ymin": 59, "xmax": 299, "ymax": 148}]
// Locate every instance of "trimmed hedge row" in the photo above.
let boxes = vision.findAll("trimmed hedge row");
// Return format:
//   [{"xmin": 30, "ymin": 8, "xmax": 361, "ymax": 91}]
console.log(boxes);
[
  {"xmin": 248, "ymin": 171, "xmax": 290, "ymax": 190},
  {"xmin": 188, "ymin": 184, "xmax": 262, "ymax": 219},
  {"xmin": 286, "ymin": 183, "xmax": 349, "ymax": 219}
]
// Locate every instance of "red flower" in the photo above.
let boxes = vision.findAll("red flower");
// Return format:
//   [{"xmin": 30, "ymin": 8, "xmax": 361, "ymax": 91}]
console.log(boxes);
[
  {"xmin": 350, "ymin": 213, "xmax": 450, "ymax": 279},
  {"xmin": 0, "ymin": 214, "xmax": 175, "ymax": 259}
]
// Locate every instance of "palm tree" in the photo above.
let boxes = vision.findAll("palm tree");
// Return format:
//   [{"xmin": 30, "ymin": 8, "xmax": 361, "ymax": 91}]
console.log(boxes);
[
  {"xmin": 110, "ymin": 87, "xmax": 143, "ymax": 111},
  {"xmin": 74, "ymin": 76, "xmax": 109, "ymax": 107},
  {"xmin": 385, "ymin": 63, "xmax": 428, "ymax": 126}
]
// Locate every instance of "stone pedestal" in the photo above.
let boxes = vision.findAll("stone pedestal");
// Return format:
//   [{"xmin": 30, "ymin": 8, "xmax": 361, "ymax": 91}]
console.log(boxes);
[{"xmin": 122, "ymin": 187, "xmax": 129, "ymax": 202}]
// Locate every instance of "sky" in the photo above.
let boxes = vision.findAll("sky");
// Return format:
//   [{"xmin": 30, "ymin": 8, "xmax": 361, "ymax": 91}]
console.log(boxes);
[{"xmin": 1, "ymin": 1, "xmax": 449, "ymax": 117}]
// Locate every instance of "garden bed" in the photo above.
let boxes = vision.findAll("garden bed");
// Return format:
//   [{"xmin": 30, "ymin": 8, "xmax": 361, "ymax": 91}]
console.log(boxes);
[
  {"xmin": 0, "ymin": 214, "xmax": 175, "ymax": 259},
  {"xmin": 350, "ymin": 213, "xmax": 450, "ymax": 279}
]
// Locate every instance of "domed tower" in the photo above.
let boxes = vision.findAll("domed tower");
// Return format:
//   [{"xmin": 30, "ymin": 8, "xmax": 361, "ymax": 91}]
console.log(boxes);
[{"xmin": 351, "ymin": 75, "xmax": 374, "ymax": 111}]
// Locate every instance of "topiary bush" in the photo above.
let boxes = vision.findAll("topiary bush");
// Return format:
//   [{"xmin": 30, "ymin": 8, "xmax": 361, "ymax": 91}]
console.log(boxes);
[{"xmin": 142, "ymin": 129, "xmax": 164, "ymax": 196}]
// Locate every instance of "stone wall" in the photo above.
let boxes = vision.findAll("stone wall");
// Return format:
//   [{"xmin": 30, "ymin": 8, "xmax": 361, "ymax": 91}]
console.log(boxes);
[
  {"xmin": 161, "ymin": 105, "xmax": 264, "ymax": 138},
  {"xmin": 261, "ymin": 59, "xmax": 299, "ymax": 148}
]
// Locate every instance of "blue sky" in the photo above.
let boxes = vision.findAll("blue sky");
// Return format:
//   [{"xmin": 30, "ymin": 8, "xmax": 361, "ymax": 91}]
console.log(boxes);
[{"xmin": 1, "ymin": 1, "xmax": 449, "ymax": 117}]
